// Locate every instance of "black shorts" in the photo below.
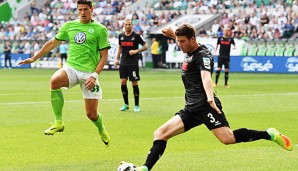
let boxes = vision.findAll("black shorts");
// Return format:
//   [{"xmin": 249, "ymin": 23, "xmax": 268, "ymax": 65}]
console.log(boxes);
[
  {"xmin": 217, "ymin": 57, "xmax": 230, "ymax": 69},
  {"xmin": 119, "ymin": 65, "xmax": 140, "ymax": 81},
  {"xmin": 61, "ymin": 53, "xmax": 67, "ymax": 61},
  {"xmin": 176, "ymin": 107, "xmax": 230, "ymax": 131}
]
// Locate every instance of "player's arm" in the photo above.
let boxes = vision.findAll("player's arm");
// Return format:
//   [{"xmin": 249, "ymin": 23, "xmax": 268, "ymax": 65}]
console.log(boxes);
[
  {"xmin": 162, "ymin": 27, "xmax": 176, "ymax": 39},
  {"xmin": 214, "ymin": 44, "xmax": 218, "ymax": 56},
  {"xmin": 18, "ymin": 38, "xmax": 61, "ymax": 65},
  {"xmin": 114, "ymin": 45, "xmax": 122, "ymax": 66},
  {"xmin": 129, "ymin": 43, "xmax": 148, "ymax": 56},
  {"xmin": 232, "ymin": 39, "xmax": 236, "ymax": 49},
  {"xmin": 201, "ymin": 70, "xmax": 222, "ymax": 114}
]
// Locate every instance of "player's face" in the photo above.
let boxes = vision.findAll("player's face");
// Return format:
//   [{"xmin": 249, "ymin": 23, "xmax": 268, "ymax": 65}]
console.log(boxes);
[
  {"xmin": 77, "ymin": 4, "xmax": 93, "ymax": 24},
  {"xmin": 223, "ymin": 28, "xmax": 230, "ymax": 37},
  {"xmin": 176, "ymin": 36, "xmax": 195, "ymax": 53},
  {"xmin": 124, "ymin": 21, "xmax": 133, "ymax": 33}
]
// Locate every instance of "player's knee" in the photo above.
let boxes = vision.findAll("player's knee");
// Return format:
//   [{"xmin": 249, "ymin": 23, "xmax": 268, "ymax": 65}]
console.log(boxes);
[
  {"xmin": 218, "ymin": 136, "xmax": 236, "ymax": 145},
  {"xmin": 86, "ymin": 112, "xmax": 97, "ymax": 121},
  {"xmin": 153, "ymin": 128, "xmax": 168, "ymax": 140},
  {"xmin": 50, "ymin": 78, "xmax": 61, "ymax": 89}
]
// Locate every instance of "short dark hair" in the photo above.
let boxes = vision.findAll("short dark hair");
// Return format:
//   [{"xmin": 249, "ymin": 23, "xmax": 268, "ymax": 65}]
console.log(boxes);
[
  {"xmin": 175, "ymin": 23, "xmax": 196, "ymax": 40},
  {"xmin": 77, "ymin": 0, "xmax": 93, "ymax": 8}
]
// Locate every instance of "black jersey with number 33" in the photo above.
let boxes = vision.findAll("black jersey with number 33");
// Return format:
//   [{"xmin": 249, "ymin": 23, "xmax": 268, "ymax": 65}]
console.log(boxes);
[
  {"xmin": 181, "ymin": 44, "xmax": 221, "ymax": 111},
  {"xmin": 118, "ymin": 31, "xmax": 146, "ymax": 66}
]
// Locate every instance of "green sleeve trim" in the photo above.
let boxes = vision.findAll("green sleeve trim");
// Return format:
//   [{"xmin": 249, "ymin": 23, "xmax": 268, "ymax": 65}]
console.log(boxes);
[
  {"xmin": 99, "ymin": 46, "xmax": 111, "ymax": 51},
  {"xmin": 55, "ymin": 37, "xmax": 67, "ymax": 41}
]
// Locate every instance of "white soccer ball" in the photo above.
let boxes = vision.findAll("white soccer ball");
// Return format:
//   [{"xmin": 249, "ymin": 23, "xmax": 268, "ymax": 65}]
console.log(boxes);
[{"xmin": 117, "ymin": 162, "xmax": 137, "ymax": 171}]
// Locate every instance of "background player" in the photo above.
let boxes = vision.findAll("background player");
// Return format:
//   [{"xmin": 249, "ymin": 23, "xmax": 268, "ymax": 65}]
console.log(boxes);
[
  {"xmin": 214, "ymin": 27, "xmax": 236, "ymax": 88},
  {"xmin": 114, "ymin": 19, "xmax": 148, "ymax": 112}
]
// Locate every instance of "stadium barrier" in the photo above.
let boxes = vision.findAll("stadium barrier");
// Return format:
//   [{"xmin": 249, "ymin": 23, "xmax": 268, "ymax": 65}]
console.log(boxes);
[
  {"xmin": 0, "ymin": 53, "xmax": 30, "ymax": 68},
  {"xmin": 166, "ymin": 50, "xmax": 298, "ymax": 73}
]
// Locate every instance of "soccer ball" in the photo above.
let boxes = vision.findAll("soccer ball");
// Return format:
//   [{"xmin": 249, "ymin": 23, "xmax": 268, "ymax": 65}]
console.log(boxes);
[{"xmin": 117, "ymin": 162, "xmax": 137, "ymax": 171}]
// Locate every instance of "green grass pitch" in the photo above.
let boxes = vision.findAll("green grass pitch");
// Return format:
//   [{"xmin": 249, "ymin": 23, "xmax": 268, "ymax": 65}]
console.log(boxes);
[{"xmin": 0, "ymin": 69, "xmax": 297, "ymax": 171}]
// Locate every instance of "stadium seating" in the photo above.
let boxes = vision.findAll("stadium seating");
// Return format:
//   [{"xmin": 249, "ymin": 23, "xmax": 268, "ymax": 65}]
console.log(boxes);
[
  {"xmin": 266, "ymin": 42, "xmax": 276, "ymax": 56},
  {"xmin": 240, "ymin": 43, "xmax": 248, "ymax": 56},
  {"xmin": 284, "ymin": 44, "xmax": 295, "ymax": 56},
  {"xmin": 247, "ymin": 44, "xmax": 258, "ymax": 56},
  {"xmin": 275, "ymin": 43, "xmax": 286, "ymax": 56},
  {"xmin": 257, "ymin": 41, "xmax": 267, "ymax": 56}
]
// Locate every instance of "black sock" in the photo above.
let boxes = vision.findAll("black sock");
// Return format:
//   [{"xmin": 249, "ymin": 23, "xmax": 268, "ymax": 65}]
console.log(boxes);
[
  {"xmin": 225, "ymin": 72, "xmax": 229, "ymax": 85},
  {"xmin": 144, "ymin": 140, "xmax": 167, "ymax": 170},
  {"xmin": 133, "ymin": 85, "xmax": 139, "ymax": 106},
  {"xmin": 215, "ymin": 70, "xmax": 220, "ymax": 84},
  {"xmin": 233, "ymin": 128, "xmax": 271, "ymax": 143},
  {"xmin": 121, "ymin": 85, "xmax": 128, "ymax": 105}
]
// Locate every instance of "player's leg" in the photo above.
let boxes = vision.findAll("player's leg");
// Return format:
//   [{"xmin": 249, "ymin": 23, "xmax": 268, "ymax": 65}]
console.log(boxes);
[
  {"xmin": 81, "ymin": 72, "xmax": 110, "ymax": 146},
  {"xmin": 136, "ymin": 115, "xmax": 185, "ymax": 171},
  {"xmin": 215, "ymin": 58, "xmax": 222, "ymax": 87},
  {"xmin": 212, "ymin": 127, "xmax": 293, "ymax": 150},
  {"xmin": 119, "ymin": 66, "xmax": 129, "ymax": 111},
  {"xmin": 130, "ymin": 66, "xmax": 141, "ymax": 112},
  {"xmin": 224, "ymin": 58, "xmax": 230, "ymax": 88},
  {"xmin": 132, "ymin": 81, "xmax": 140, "ymax": 112},
  {"xmin": 85, "ymin": 99, "xmax": 110, "ymax": 146},
  {"xmin": 44, "ymin": 69, "xmax": 69, "ymax": 135},
  {"xmin": 4, "ymin": 55, "xmax": 8, "ymax": 68}
]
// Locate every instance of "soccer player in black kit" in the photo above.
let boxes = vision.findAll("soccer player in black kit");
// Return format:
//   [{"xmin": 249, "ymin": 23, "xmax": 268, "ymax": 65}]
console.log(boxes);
[
  {"xmin": 120, "ymin": 24, "xmax": 293, "ymax": 171},
  {"xmin": 114, "ymin": 19, "xmax": 148, "ymax": 112},
  {"xmin": 214, "ymin": 27, "xmax": 236, "ymax": 88}
]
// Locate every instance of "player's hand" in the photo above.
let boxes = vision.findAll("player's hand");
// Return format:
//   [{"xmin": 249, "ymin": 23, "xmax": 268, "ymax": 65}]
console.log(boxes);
[
  {"xmin": 85, "ymin": 77, "xmax": 96, "ymax": 91},
  {"xmin": 207, "ymin": 99, "xmax": 222, "ymax": 114},
  {"xmin": 18, "ymin": 57, "xmax": 36, "ymax": 65},
  {"xmin": 129, "ymin": 50, "xmax": 138, "ymax": 55},
  {"xmin": 114, "ymin": 59, "xmax": 119, "ymax": 68},
  {"xmin": 162, "ymin": 27, "xmax": 175, "ymax": 39}
]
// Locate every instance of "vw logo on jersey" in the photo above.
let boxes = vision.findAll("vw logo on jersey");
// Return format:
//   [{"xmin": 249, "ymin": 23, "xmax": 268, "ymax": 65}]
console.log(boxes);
[{"xmin": 74, "ymin": 32, "xmax": 86, "ymax": 44}]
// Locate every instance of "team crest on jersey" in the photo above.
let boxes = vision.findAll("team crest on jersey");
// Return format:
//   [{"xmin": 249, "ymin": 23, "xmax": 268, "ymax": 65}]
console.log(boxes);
[
  {"xmin": 74, "ymin": 32, "xmax": 86, "ymax": 44},
  {"xmin": 89, "ymin": 29, "xmax": 94, "ymax": 33},
  {"xmin": 131, "ymin": 36, "xmax": 135, "ymax": 41},
  {"xmin": 203, "ymin": 57, "xmax": 211, "ymax": 69},
  {"xmin": 182, "ymin": 62, "xmax": 188, "ymax": 71}
]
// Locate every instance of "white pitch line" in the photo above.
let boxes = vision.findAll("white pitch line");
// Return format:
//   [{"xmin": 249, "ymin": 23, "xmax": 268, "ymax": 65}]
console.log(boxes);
[
  {"xmin": 0, "ymin": 97, "xmax": 183, "ymax": 105},
  {"xmin": 1, "ymin": 92, "xmax": 298, "ymax": 105}
]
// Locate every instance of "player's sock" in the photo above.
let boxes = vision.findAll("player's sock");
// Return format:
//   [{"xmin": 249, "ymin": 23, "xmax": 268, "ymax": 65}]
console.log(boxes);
[
  {"xmin": 144, "ymin": 140, "xmax": 167, "ymax": 170},
  {"xmin": 233, "ymin": 128, "xmax": 271, "ymax": 143},
  {"xmin": 51, "ymin": 89, "xmax": 64, "ymax": 124},
  {"xmin": 215, "ymin": 70, "xmax": 220, "ymax": 85},
  {"xmin": 93, "ymin": 113, "xmax": 104, "ymax": 132},
  {"xmin": 121, "ymin": 84, "xmax": 129, "ymax": 105},
  {"xmin": 93, "ymin": 113, "xmax": 110, "ymax": 146},
  {"xmin": 225, "ymin": 72, "xmax": 229, "ymax": 85},
  {"xmin": 133, "ymin": 85, "xmax": 139, "ymax": 106}
]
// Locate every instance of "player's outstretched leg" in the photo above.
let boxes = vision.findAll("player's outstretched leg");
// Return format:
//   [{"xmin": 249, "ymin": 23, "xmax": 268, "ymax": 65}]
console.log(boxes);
[
  {"xmin": 267, "ymin": 128, "xmax": 293, "ymax": 151},
  {"xmin": 44, "ymin": 122, "xmax": 64, "ymax": 135}
]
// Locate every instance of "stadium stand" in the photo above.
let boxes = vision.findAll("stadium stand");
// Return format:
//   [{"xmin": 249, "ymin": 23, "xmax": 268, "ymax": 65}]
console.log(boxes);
[
  {"xmin": 275, "ymin": 41, "xmax": 286, "ymax": 56},
  {"xmin": 240, "ymin": 43, "xmax": 248, "ymax": 56},
  {"xmin": 247, "ymin": 43, "xmax": 258, "ymax": 56},
  {"xmin": 257, "ymin": 40, "xmax": 267, "ymax": 56},
  {"xmin": 266, "ymin": 41, "xmax": 277, "ymax": 56},
  {"xmin": 0, "ymin": 0, "xmax": 297, "ymax": 58}
]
